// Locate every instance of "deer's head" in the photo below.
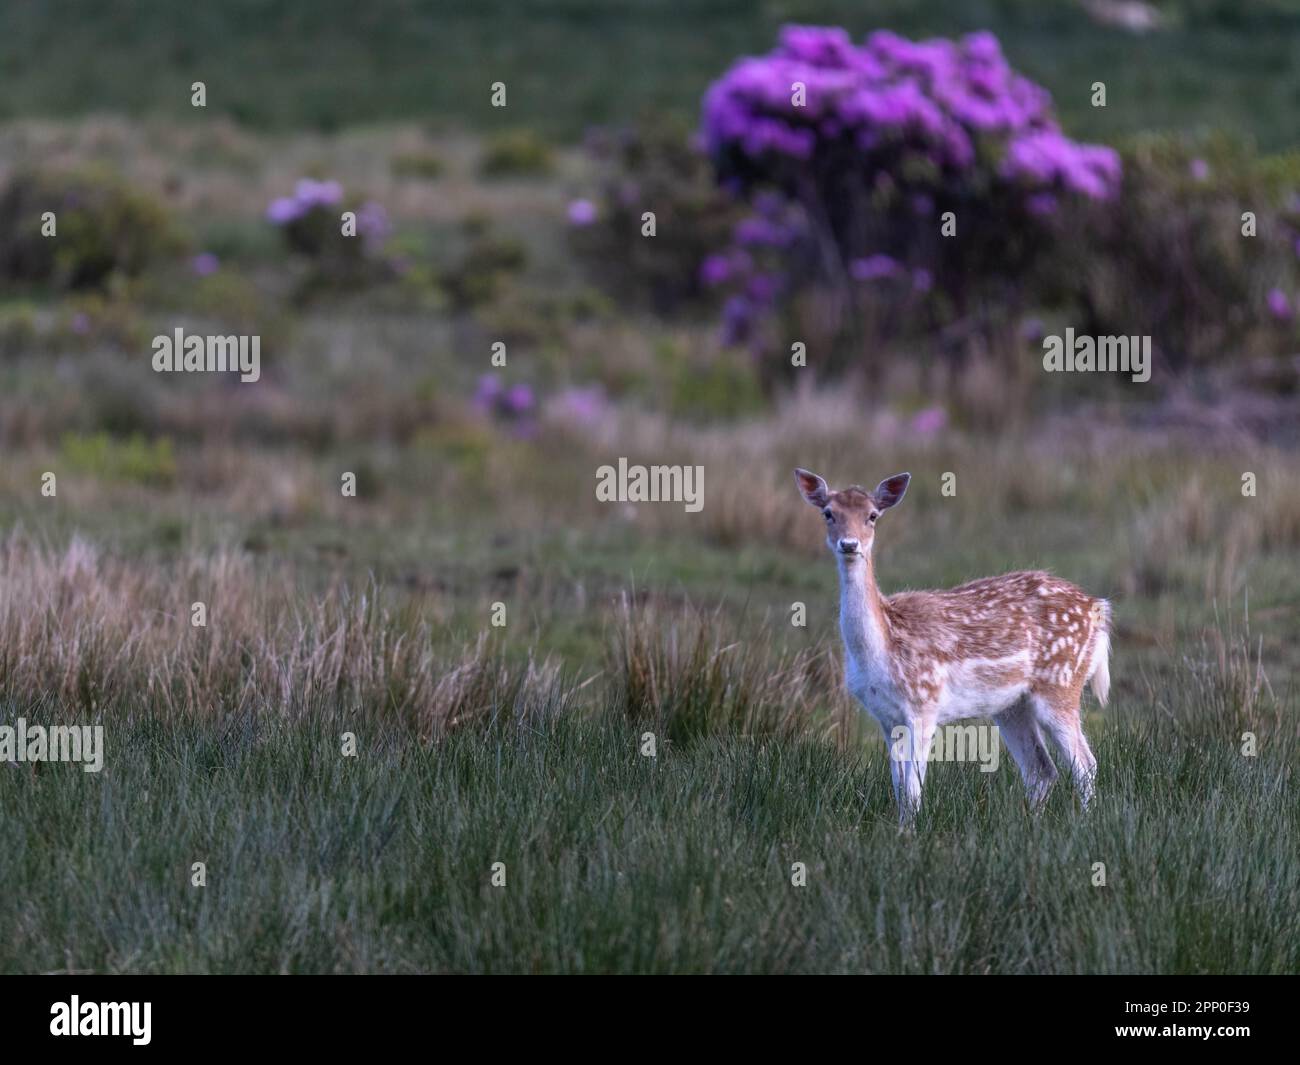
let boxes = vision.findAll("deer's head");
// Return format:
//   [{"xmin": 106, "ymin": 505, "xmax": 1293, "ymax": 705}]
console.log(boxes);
[{"xmin": 794, "ymin": 468, "xmax": 910, "ymax": 562}]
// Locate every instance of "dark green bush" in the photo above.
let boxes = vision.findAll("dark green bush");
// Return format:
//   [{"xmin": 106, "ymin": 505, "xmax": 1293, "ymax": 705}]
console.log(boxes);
[
  {"xmin": 567, "ymin": 116, "xmax": 742, "ymax": 315},
  {"xmin": 390, "ymin": 149, "xmax": 445, "ymax": 180},
  {"xmin": 439, "ymin": 218, "xmax": 527, "ymax": 310},
  {"xmin": 479, "ymin": 130, "xmax": 554, "ymax": 177},
  {"xmin": 0, "ymin": 167, "xmax": 185, "ymax": 290},
  {"xmin": 1057, "ymin": 132, "xmax": 1300, "ymax": 369},
  {"xmin": 0, "ymin": 303, "xmax": 39, "ymax": 357}
]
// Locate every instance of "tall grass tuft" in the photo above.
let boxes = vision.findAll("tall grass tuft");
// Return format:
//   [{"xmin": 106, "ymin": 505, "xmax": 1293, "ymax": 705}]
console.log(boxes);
[
  {"xmin": 0, "ymin": 534, "xmax": 569, "ymax": 733},
  {"xmin": 607, "ymin": 594, "xmax": 850, "ymax": 746}
]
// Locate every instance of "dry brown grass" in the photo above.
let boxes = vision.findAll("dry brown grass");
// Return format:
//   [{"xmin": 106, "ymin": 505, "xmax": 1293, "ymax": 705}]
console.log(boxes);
[
  {"xmin": 607, "ymin": 592, "xmax": 856, "ymax": 747},
  {"xmin": 0, "ymin": 532, "xmax": 857, "ymax": 742},
  {"xmin": 0, "ymin": 534, "xmax": 567, "ymax": 733}
]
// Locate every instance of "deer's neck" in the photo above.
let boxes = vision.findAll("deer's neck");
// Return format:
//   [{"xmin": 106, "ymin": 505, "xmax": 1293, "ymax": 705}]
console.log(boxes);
[{"xmin": 838, "ymin": 552, "xmax": 891, "ymax": 670}]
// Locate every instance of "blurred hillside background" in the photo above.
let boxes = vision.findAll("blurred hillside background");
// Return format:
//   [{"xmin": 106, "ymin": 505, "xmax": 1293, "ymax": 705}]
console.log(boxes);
[
  {"xmin": 0, "ymin": 0, "xmax": 1298, "ymax": 973},
  {"xmin": 3, "ymin": 0, "xmax": 1300, "ymax": 145}
]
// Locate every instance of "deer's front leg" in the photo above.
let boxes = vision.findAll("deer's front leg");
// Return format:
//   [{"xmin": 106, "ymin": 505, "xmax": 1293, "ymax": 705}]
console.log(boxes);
[{"xmin": 885, "ymin": 717, "xmax": 930, "ymax": 825}]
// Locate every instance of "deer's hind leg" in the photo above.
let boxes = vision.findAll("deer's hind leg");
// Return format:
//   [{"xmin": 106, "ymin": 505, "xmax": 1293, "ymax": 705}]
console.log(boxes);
[
  {"xmin": 1030, "ymin": 688, "xmax": 1096, "ymax": 808},
  {"xmin": 995, "ymin": 696, "xmax": 1058, "ymax": 809}
]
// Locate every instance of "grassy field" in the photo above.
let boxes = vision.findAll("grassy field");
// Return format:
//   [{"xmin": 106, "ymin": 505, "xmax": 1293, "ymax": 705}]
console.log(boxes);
[
  {"xmin": 4, "ymin": 692, "xmax": 1296, "ymax": 973},
  {"xmin": 2, "ymin": 6, "xmax": 1299, "ymax": 974}
]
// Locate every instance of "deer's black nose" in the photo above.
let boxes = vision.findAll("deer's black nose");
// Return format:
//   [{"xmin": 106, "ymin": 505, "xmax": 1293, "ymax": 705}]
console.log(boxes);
[{"xmin": 838, "ymin": 538, "xmax": 859, "ymax": 554}]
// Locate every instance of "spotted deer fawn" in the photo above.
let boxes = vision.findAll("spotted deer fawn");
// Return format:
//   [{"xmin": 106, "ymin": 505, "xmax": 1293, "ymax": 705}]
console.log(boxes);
[{"xmin": 795, "ymin": 468, "xmax": 1111, "ymax": 822}]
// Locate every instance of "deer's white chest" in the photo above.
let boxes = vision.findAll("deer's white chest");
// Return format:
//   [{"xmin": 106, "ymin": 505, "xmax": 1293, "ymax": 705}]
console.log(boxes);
[{"xmin": 844, "ymin": 650, "xmax": 909, "ymax": 728}]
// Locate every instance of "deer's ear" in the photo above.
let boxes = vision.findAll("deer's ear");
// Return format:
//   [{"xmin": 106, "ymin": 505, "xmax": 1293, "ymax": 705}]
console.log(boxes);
[
  {"xmin": 794, "ymin": 468, "xmax": 830, "ymax": 508},
  {"xmin": 873, "ymin": 472, "xmax": 910, "ymax": 510}
]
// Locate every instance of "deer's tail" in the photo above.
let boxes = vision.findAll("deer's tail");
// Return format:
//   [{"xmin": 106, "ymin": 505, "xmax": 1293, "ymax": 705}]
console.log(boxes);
[{"xmin": 1085, "ymin": 600, "xmax": 1112, "ymax": 707}]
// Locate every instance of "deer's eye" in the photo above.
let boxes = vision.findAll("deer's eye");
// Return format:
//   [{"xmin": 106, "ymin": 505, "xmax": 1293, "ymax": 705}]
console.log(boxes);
[
  {"xmin": 823, "ymin": 509, "xmax": 834, "ymax": 522},
  {"xmin": 868, "ymin": 512, "xmax": 879, "ymax": 523}
]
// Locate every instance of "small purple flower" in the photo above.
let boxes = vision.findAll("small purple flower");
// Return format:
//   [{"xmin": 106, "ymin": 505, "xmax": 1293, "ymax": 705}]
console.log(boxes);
[
  {"xmin": 266, "ymin": 197, "xmax": 301, "ymax": 225},
  {"xmin": 910, "ymin": 405, "xmax": 947, "ymax": 437},
  {"xmin": 294, "ymin": 178, "xmax": 343, "ymax": 208},
  {"xmin": 503, "ymin": 384, "xmax": 535, "ymax": 415},
  {"xmin": 567, "ymin": 199, "xmax": 597, "ymax": 226},
  {"xmin": 356, "ymin": 201, "xmax": 391, "ymax": 248},
  {"xmin": 1189, "ymin": 158, "xmax": 1210, "ymax": 182},
  {"xmin": 1026, "ymin": 192, "xmax": 1058, "ymax": 217},
  {"xmin": 850, "ymin": 254, "xmax": 902, "ymax": 282},
  {"xmin": 911, "ymin": 268, "xmax": 933, "ymax": 293},
  {"xmin": 1002, "ymin": 131, "xmax": 1121, "ymax": 201},
  {"xmin": 474, "ymin": 374, "xmax": 536, "ymax": 422},
  {"xmin": 735, "ymin": 217, "xmax": 791, "ymax": 247},
  {"xmin": 191, "ymin": 252, "xmax": 220, "ymax": 277},
  {"xmin": 699, "ymin": 254, "xmax": 732, "ymax": 287},
  {"xmin": 1267, "ymin": 288, "xmax": 1293, "ymax": 321},
  {"xmin": 747, "ymin": 273, "xmax": 778, "ymax": 303},
  {"xmin": 549, "ymin": 385, "xmax": 607, "ymax": 426},
  {"xmin": 473, "ymin": 374, "xmax": 504, "ymax": 414},
  {"xmin": 721, "ymin": 295, "xmax": 753, "ymax": 345},
  {"xmin": 267, "ymin": 178, "xmax": 344, "ymax": 226},
  {"xmin": 70, "ymin": 312, "xmax": 91, "ymax": 336}
]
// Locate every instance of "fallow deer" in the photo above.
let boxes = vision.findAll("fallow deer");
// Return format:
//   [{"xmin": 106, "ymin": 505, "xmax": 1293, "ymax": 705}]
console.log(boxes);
[{"xmin": 795, "ymin": 468, "xmax": 1111, "ymax": 822}]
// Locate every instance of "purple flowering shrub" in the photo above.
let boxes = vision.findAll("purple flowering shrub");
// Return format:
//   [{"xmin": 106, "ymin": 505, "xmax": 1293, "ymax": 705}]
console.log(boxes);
[
  {"xmin": 266, "ymin": 178, "xmax": 346, "ymax": 254},
  {"xmin": 472, "ymin": 374, "xmax": 538, "ymax": 438},
  {"xmin": 700, "ymin": 26, "xmax": 1121, "ymax": 377},
  {"xmin": 266, "ymin": 178, "xmax": 393, "ymax": 289}
]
